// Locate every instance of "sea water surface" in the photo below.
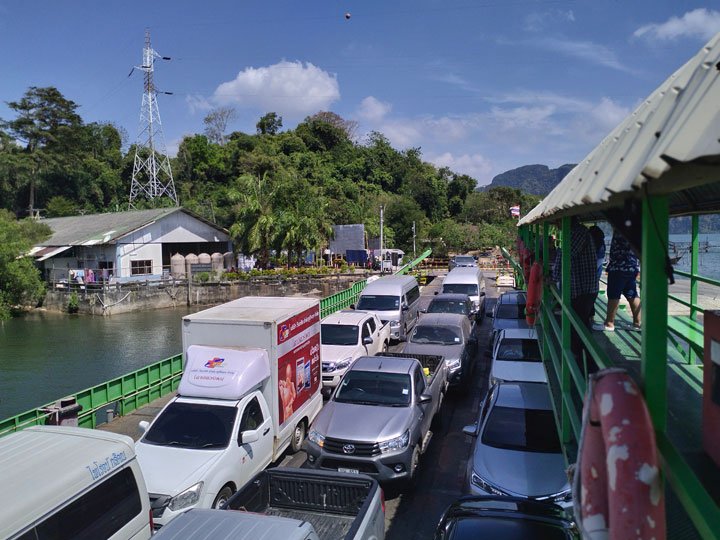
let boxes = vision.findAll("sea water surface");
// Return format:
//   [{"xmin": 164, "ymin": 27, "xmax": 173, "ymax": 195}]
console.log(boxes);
[{"xmin": 0, "ymin": 306, "xmax": 200, "ymax": 419}]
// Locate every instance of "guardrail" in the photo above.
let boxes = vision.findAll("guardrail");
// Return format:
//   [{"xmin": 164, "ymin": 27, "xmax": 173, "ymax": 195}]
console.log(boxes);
[{"xmin": 0, "ymin": 249, "xmax": 433, "ymax": 437}]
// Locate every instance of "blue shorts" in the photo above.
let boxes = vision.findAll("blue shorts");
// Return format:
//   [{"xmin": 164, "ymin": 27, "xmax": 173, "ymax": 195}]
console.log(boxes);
[{"xmin": 606, "ymin": 270, "xmax": 638, "ymax": 300}]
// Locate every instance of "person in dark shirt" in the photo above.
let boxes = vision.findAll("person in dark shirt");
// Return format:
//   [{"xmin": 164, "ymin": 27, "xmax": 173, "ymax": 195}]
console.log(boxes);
[
  {"xmin": 552, "ymin": 217, "xmax": 600, "ymax": 371},
  {"xmin": 594, "ymin": 233, "xmax": 640, "ymax": 331}
]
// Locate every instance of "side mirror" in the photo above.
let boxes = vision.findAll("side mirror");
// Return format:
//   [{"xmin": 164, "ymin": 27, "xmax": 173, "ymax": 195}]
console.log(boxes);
[
  {"xmin": 418, "ymin": 393, "xmax": 432, "ymax": 404},
  {"xmin": 486, "ymin": 311, "xmax": 494, "ymax": 318},
  {"xmin": 138, "ymin": 420, "xmax": 149, "ymax": 433},
  {"xmin": 363, "ymin": 336, "xmax": 373, "ymax": 345},
  {"xmin": 402, "ymin": 304, "xmax": 409, "ymax": 311},
  {"xmin": 462, "ymin": 424, "xmax": 478, "ymax": 437},
  {"xmin": 349, "ymin": 304, "xmax": 355, "ymax": 310},
  {"xmin": 479, "ymin": 291, "xmax": 486, "ymax": 297},
  {"xmin": 434, "ymin": 291, "xmax": 439, "ymax": 295},
  {"xmin": 239, "ymin": 429, "xmax": 259, "ymax": 445}
]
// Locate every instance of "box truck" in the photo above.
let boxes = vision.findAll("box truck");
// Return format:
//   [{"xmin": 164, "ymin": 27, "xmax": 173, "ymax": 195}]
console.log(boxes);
[{"xmin": 135, "ymin": 297, "xmax": 323, "ymax": 529}]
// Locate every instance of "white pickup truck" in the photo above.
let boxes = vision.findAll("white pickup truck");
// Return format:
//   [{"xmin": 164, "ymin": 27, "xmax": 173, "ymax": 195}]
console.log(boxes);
[{"xmin": 321, "ymin": 310, "xmax": 391, "ymax": 395}]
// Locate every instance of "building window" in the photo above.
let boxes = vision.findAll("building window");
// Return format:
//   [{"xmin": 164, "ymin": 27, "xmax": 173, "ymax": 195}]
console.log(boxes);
[{"xmin": 131, "ymin": 259, "xmax": 153, "ymax": 275}]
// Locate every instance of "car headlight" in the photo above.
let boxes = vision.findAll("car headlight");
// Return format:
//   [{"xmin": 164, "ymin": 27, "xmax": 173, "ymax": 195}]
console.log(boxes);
[
  {"xmin": 323, "ymin": 358, "xmax": 353, "ymax": 373},
  {"xmin": 446, "ymin": 358, "xmax": 461, "ymax": 372},
  {"xmin": 471, "ymin": 472, "xmax": 508, "ymax": 496},
  {"xmin": 308, "ymin": 430, "xmax": 325, "ymax": 448},
  {"xmin": 378, "ymin": 430, "xmax": 410, "ymax": 454},
  {"xmin": 390, "ymin": 320, "xmax": 401, "ymax": 328},
  {"xmin": 168, "ymin": 481, "xmax": 204, "ymax": 511}
]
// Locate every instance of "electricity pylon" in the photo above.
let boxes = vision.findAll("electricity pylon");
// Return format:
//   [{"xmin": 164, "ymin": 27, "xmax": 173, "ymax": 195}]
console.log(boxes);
[{"xmin": 128, "ymin": 30, "xmax": 178, "ymax": 208}]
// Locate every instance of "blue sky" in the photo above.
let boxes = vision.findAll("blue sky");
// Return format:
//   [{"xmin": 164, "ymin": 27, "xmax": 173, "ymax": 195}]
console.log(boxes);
[{"xmin": 1, "ymin": 1, "xmax": 719, "ymax": 186}]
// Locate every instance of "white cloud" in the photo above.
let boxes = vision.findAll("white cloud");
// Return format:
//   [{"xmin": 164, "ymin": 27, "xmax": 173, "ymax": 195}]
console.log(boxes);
[
  {"xmin": 212, "ymin": 61, "xmax": 340, "ymax": 117},
  {"xmin": 428, "ymin": 152, "xmax": 493, "ymax": 182},
  {"xmin": 185, "ymin": 94, "xmax": 212, "ymax": 114},
  {"xmin": 536, "ymin": 38, "xmax": 631, "ymax": 73},
  {"xmin": 634, "ymin": 9, "xmax": 720, "ymax": 41},
  {"xmin": 380, "ymin": 120, "xmax": 424, "ymax": 148},
  {"xmin": 588, "ymin": 97, "xmax": 630, "ymax": 133},
  {"xmin": 357, "ymin": 96, "xmax": 392, "ymax": 122},
  {"xmin": 524, "ymin": 9, "xmax": 575, "ymax": 31}
]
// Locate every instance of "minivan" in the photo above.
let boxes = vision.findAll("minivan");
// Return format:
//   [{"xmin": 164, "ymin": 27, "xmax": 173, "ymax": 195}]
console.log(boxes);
[
  {"xmin": 354, "ymin": 275, "xmax": 421, "ymax": 341},
  {"xmin": 441, "ymin": 267, "xmax": 486, "ymax": 318},
  {"xmin": 0, "ymin": 425, "xmax": 152, "ymax": 540}
]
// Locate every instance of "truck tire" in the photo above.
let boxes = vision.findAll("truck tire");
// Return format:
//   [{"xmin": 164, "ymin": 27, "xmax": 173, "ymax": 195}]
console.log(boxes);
[
  {"xmin": 382, "ymin": 341, "xmax": 389, "ymax": 353},
  {"xmin": 290, "ymin": 420, "xmax": 306, "ymax": 453},
  {"xmin": 212, "ymin": 485, "xmax": 233, "ymax": 509},
  {"xmin": 406, "ymin": 446, "xmax": 421, "ymax": 491}
]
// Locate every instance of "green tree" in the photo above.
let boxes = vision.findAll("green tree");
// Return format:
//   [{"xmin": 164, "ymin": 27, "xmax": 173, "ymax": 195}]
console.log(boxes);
[
  {"xmin": 0, "ymin": 210, "xmax": 50, "ymax": 319},
  {"xmin": 256, "ymin": 112, "xmax": 283, "ymax": 136},
  {"xmin": 204, "ymin": 106, "xmax": 236, "ymax": 145}
]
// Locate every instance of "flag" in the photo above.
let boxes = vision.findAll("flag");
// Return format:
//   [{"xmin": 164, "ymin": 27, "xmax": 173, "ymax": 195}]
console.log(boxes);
[{"xmin": 510, "ymin": 205, "xmax": 520, "ymax": 218}]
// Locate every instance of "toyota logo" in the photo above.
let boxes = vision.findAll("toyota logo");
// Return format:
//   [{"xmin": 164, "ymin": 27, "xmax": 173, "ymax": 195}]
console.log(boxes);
[{"xmin": 342, "ymin": 444, "xmax": 356, "ymax": 454}]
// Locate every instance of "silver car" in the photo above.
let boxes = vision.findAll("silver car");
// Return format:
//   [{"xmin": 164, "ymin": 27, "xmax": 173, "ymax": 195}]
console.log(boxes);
[
  {"xmin": 403, "ymin": 313, "xmax": 476, "ymax": 389},
  {"xmin": 463, "ymin": 382, "xmax": 572, "ymax": 508}
]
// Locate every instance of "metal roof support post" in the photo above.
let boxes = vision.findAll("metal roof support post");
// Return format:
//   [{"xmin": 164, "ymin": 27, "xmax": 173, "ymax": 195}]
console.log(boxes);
[
  {"xmin": 560, "ymin": 216, "xmax": 572, "ymax": 443},
  {"xmin": 690, "ymin": 215, "xmax": 699, "ymax": 365},
  {"xmin": 641, "ymin": 194, "xmax": 668, "ymax": 433},
  {"xmin": 534, "ymin": 223, "xmax": 541, "ymax": 262},
  {"xmin": 542, "ymin": 222, "xmax": 551, "ymax": 363}
]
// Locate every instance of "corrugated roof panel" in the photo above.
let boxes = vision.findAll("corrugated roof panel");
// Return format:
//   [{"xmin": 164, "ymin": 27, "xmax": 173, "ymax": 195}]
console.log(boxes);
[{"xmin": 520, "ymin": 32, "xmax": 720, "ymax": 224}]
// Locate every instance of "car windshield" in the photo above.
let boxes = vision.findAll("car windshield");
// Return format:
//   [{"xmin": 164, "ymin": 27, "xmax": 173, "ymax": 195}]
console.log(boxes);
[
  {"xmin": 334, "ymin": 370, "xmax": 411, "ymax": 406},
  {"xmin": 454, "ymin": 256, "xmax": 475, "ymax": 265},
  {"xmin": 143, "ymin": 402, "xmax": 236, "ymax": 449},
  {"xmin": 496, "ymin": 338, "xmax": 541, "ymax": 361},
  {"xmin": 495, "ymin": 304, "xmax": 526, "ymax": 319},
  {"xmin": 356, "ymin": 294, "xmax": 400, "ymax": 311},
  {"xmin": 410, "ymin": 325, "xmax": 462, "ymax": 345},
  {"xmin": 427, "ymin": 300, "xmax": 469, "ymax": 315},
  {"xmin": 321, "ymin": 324, "xmax": 359, "ymax": 346},
  {"xmin": 482, "ymin": 405, "xmax": 561, "ymax": 453},
  {"xmin": 442, "ymin": 284, "xmax": 478, "ymax": 296}
]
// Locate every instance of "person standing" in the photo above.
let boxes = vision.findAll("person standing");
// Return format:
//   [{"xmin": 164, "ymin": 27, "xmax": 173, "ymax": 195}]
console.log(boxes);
[
  {"xmin": 552, "ymin": 217, "xmax": 600, "ymax": 370},
  {"xmin": 593, "ymin": 232, "xmax": 640, "ymax": 332}
]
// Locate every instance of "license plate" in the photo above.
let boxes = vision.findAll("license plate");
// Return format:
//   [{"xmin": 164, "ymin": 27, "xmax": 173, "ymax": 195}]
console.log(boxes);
[{"xmin": 338, "ymin": 467, "xmax": 359, "ymax": 474}]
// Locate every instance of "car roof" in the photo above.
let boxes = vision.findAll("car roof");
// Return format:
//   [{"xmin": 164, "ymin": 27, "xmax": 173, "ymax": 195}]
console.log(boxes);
[
  {"xmin": 353, "ymin": 355, "xmax": 414, "ymax": 374},
  {"xmin": 321, "ymin": 309, "xmax": 372, "ymax": 325},
  {"xmin": 361, "ymin": 275, "xmax": 417, "ymax": 293},
  {"xmin": 494, "ymin": 382, "xmax": 553, "ymax": 410},
  {"xmin": 499, "ymin": 328, "xmax": 538, "ymax": 340},
  {"xmin": 429, "ymin": 293, "xmax": 470, "ymax": 302},
  {"xmin": 497, "ymin": 291, "xmax": 527, "ymax": 304},
  {"xmin": 416, "ymin": 313, "xmax": 468, "ymax": 327}
]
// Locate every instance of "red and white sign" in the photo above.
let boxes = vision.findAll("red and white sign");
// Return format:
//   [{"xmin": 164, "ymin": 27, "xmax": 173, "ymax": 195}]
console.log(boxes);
[{"xmin": 277, "ymin": 306, "xmax": 321, "ymax": 426}]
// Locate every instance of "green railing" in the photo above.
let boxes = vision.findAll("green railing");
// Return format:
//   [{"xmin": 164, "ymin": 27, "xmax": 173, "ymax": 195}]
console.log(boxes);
[
  {"xmin": 0, "ymin": 354, "xmax": 183, "ymax": 437},
  {"xmin": 0, "ymin": 249, "xmax": 433, "ymax": 437}
]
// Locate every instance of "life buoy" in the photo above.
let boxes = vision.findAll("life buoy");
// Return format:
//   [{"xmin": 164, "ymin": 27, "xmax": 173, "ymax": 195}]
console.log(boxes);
[
  {"xmin": 574, "ymin": 369, "xmax": 665, "ymax": 540},
  {"xmin": 525, "ymin": 261, "xmax": 542, "ymax": 326}
]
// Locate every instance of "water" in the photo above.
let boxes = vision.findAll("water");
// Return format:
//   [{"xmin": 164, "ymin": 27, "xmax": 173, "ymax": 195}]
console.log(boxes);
[
  {"xmin": 0, "ymin": 307, "xmax": 201, "ymax": 419},
  {"xmin": 668, "ymin": 233, "xmax": 720, "ymax": 280}
]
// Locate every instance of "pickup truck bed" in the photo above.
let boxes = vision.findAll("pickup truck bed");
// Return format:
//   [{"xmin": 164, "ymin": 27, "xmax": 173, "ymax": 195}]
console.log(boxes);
[{"xmin": 225, "ymin": 468, "xmax": 381, "ymax": 540}]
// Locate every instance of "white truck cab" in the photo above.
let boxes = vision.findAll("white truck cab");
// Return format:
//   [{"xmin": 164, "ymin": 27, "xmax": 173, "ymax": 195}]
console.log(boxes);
[{"xmin": 135, "ymin": 297, "xmax": 323, "ymax": 530}]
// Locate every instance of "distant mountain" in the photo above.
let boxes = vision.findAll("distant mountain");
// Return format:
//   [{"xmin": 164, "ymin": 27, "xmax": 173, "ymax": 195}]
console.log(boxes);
[{"xmin": 483, "ymin": 164, "xmax": 576, "ymax": 195}]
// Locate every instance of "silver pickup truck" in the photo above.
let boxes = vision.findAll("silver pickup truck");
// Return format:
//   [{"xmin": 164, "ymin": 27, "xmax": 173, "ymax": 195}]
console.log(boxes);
[{"xmin": 304, "ymin": 353, "xmax": 447, "ymax": 489}]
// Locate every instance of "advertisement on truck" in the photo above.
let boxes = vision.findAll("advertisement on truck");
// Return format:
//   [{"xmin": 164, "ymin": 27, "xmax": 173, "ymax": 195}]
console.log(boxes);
[{"xmin": 277, "ymin": 305, "xmax": 321, "ymax": 426}]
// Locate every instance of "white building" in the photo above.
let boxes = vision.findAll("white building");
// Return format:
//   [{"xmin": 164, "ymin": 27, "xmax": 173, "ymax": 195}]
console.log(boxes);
[{"xmin": 31, "ymin": 208, "xmax": 231, "ymax": 282}]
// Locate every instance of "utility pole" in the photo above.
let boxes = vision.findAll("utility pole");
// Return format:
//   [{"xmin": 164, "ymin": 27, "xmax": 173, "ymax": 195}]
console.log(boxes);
[
  {"xmin": 129, "ymin": 30, "xmax": 178, "ymax": 208},
  {"xmin": 379, "ymin": 205, "xmax": 384, "ymax": 273},
  {"xmin": 412, "ymin": 221, "xmax": 416, "ymax": 258}
]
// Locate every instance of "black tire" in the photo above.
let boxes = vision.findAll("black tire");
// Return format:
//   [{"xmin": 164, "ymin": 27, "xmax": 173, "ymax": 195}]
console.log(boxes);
[
  {"xmin": 406, "ymin": 446, "xmax": 421, "ymax": 491},
  {"xmin": 212, "ymin": 485, "xmax": 233, "ymax": 509},
  {"xmin": 290, "ymin": 420, "xmax": 306, "ymax": 453},
  {"xmin": 382, "ymin": 341, "xmax": 389, "ymax": 353}
]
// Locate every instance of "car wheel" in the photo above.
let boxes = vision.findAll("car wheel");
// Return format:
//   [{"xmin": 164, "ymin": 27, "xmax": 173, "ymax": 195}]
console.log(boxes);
[
  {"xmin": 290, "ymin": 420, "xmax": 306, "ymax": 453},
  {"xmin": 406, "ymin": 446, "xmax": 421, "ymax": 491},
  {"xmin": 212, "ymin": 486, "xmax": 233, "ymax": 509},
  {"xmin": 382, "ymin": 341, "xmax": 389, "ymax": 353}
]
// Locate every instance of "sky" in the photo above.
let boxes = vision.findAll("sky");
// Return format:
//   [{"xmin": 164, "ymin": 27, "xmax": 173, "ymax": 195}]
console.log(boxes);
[{"xmin": 1, "ymin": 1, "xmax": 719, "ymax": 186}]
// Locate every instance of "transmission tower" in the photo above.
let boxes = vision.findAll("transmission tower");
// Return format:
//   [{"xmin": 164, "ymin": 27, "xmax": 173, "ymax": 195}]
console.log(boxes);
[{"xmin": 129, "ymin": 30, "xmax": 178, "ymax": 208}]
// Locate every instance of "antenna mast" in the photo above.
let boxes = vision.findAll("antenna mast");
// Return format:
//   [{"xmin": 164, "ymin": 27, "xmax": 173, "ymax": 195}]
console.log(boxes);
[{"xmin": 129, "ymin": 30, "xmax": 178, "ymax": 208}]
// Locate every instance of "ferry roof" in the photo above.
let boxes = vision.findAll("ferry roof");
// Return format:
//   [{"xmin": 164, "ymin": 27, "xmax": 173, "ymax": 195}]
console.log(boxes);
[
  {"xmin": 0, "ymin": 426, "xmax": 136, "ymax": 539},
  {"xmin": 520, "ymin": 31, "xmax": 720, "ymax": 224}
]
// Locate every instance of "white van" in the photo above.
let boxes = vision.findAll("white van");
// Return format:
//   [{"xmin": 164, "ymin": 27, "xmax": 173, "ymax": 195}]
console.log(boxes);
[
  {"xmin": 354, "ymin": 275, "xmax": 421, "ymax": 341},
  {"xmin": 441, "ymin": 267, "xmax": 486, "ymax": 317},
  {"xmin": 0, "ymin": 425, "xmax": 152, "ymax": 540}
]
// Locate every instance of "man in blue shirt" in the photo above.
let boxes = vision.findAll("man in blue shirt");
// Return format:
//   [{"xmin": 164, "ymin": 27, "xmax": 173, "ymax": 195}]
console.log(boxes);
[{"xmin": 594, "ymin": 232, "xmax": 640, "ymax": 331}]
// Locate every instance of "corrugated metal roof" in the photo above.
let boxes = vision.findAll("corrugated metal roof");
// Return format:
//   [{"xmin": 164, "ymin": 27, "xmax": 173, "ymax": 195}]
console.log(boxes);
[
  {"xmin": 521, "ymin": 32, "xmax": 720, "ymax": 224},
  {"xmin": 36, "ymin": 208, "xmax": 226, "ymax": 247}
]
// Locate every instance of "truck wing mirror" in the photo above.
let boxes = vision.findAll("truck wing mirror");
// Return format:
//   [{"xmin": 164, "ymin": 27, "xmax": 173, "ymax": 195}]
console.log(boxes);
[
  {"xmin": 138, "ymin": 420, "xmax": 150, "ymax": 433},
  {"xmin": 402, "ymin": 304, "xmax": 409, "ymax": 311},
  {"xmin": 462, "ymin": 423, "xmax": 478, "ymax": 437},
  {"xmin": 418, "ymin": 393, "xmax": 432, "ymax": 404},
  {"xmin": 363, "ymin": 336, "xmax": 374, "ymax": 345},
  {"xmin": 349, "ymin": 304, "xmax": 355, "ymax": 310},
  {"xmin": 239, "ymin": 429, "xmax": 259, "ymax": 445}
]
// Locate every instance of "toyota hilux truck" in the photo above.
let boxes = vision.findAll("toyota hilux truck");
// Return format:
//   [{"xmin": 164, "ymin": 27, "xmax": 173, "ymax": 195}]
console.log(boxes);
[
  {"xmin": 135, "ymin": 297, "xmax": 323, "ymax": 529},
  {"xmin": 304, "ymin": 352, "xmax": 447, "ymax": 489},
  {"xmin": 151, "ymin": 468, "xmax": 385, "ymax": 540},
  {"xmin": 321, "ymin": 310, "xmax": 391, "ymax": 396}
]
